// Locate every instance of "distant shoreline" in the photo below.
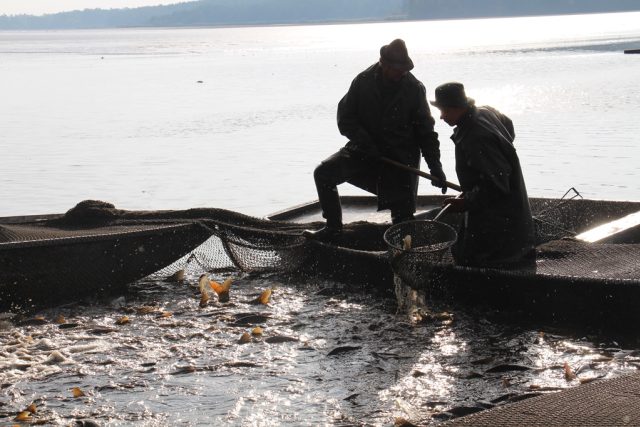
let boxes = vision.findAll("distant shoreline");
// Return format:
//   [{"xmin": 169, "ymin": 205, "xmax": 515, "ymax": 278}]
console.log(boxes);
[{"xmin": 1, "ymin": 9, "xmax": 639, "ymax": 32}]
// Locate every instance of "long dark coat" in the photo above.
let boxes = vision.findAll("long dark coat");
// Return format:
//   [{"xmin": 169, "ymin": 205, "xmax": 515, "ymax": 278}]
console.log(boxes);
[
  {"xmin": 451, "ymin": 105, "xmax": 535, "ymax": 267},
  {"xmin": 337, "ymin": 63, "xmax": 442, "ymax": 211}
]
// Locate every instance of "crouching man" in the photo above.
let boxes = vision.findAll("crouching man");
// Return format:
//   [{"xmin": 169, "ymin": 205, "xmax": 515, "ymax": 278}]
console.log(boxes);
[{"xmin": 430, "ymin": 82, "xmax": 535, "ymax": 268}]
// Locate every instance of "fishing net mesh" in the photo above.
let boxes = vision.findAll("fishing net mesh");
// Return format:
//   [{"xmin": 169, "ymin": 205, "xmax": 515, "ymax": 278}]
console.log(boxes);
[
  {"xmin": 530, "ymin": 187, "xmax": 584, "ymax": 244},
  {"xmin": 383, "ymin": 220, "xmax": 457, "ymax": 287},
  {"xmin": 3, "ymin": 193, "xmax": 639, "ymax": 298},
  {"xmin": 444, "ymin": 371, "xmax": 640, "ymax": 427},
  {"xmin": 149, "ymin": 218, "xmax": 311, "ymax": 278},
  {"xmin": 0, "ymin": 201, "xmax": 317, "ymax": 290}
]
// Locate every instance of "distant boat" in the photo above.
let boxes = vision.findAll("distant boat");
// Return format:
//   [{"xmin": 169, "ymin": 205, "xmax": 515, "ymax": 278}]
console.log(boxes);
[{"xmin": 624, "ymin": 49, "xmax": 640, "ymax": 54}]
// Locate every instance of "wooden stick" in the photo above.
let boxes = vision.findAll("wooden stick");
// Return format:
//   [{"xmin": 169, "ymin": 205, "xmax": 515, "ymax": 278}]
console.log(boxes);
[{"xmin": 379, "ymin": 156, "xmax": 462, "ymax": 192}]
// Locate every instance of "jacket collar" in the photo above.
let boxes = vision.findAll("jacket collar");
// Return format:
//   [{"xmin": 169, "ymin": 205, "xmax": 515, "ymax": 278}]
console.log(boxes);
[{"xmin": 451, "ymin": 105, "xmax": 477, "ymax": 144}]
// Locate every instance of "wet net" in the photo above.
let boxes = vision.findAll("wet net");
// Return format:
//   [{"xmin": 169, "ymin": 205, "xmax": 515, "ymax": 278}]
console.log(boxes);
[
  {"xmin": 531, "ymin": 187, "xmax": 584, "ymax": 244},
  {"xmin": 150, "ymin": 217, "xmax": 311, "ymax": 278},
  {"xmin": 383, "ymin": 220, "xmax": 457, "ymax": 288},
  {"xmin": 0, "ymin": 200, "xmax": 317, "ymax": 310},
  {"xmin": 3, "ymin": 195, "xmax": 640, "ymax": 312},
  {"xmin": 383, "ymin": 190, "xmax": 640, "ymax": 300}
]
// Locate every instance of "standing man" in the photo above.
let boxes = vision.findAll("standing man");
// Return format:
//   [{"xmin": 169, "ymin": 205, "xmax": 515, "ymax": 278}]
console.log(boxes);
[
  {"xmin": 431, "ymin": 82, "xmax": 535, "ymax": 267},
  {"xmin": 306, "ymin": 39, "xmax": 447, "ymax": 240}
]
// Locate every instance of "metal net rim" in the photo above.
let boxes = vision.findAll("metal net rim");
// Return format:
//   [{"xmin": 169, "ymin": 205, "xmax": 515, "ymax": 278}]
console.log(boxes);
[{"xmin": 383, "ymin": 219, "xmax": 458, "ymax": 253}]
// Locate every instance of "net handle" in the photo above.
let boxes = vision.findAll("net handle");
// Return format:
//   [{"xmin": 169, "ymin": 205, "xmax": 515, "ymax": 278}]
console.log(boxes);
[{"xmin": 378, "ymin": 156, "xmax": 462, "ymax": 192}]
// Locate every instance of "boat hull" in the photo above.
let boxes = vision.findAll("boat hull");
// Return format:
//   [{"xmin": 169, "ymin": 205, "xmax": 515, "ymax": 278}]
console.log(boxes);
[
  {"xmin": 404, "ymin": 261, "xmax": 640, "ymax": 328},
  {"xmin": 0, "ymin": 222, "xmax": 211, "ymax": 311},
  {"xmin": 269, "ymin": 195, "xmax": 640, "ymax": 328}
]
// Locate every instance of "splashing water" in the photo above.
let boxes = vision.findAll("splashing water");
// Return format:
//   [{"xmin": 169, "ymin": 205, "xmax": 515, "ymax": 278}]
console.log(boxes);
[{"xmin": 1, "ymin": 272, "xmax": 638, "ymax": 425}]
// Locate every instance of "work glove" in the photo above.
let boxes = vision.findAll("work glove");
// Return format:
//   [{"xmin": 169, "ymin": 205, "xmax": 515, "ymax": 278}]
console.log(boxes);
[
  {"xmin": 429, "ymin": 167, "xmax": 448, "ymax": 194},
  {"xmin": 443, "ymin": 196, "xmax": 465, "ymax": 213}
]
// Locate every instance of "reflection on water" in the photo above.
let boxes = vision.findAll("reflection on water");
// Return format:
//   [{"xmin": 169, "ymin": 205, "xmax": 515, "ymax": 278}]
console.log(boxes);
[
  {"xmin": 1, "ymin": 13, "xmax": 640, "ymax": 217},
  {"xmin": 1, "ymin": 12, "xmax": 640, "ymax": 425},
  {"xmin": 1, "ymin": 273, "xmax": 638, "ymax": 425}
]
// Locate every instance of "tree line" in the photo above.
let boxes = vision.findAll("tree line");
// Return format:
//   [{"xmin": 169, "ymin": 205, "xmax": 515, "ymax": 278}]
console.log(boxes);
[{"xmin": 1, "ymin": 0, "xmax": 638, "ymax": 30}]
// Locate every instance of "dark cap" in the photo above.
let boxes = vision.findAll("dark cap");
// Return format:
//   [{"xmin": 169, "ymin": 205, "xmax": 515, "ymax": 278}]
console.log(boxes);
[
  {"xmin": 430, "ymin": 82, "xmax": 474, "ymax": 108},
  {"xmin": 380, "ymin": 39, "xmax": 414, "ymax": 72}
]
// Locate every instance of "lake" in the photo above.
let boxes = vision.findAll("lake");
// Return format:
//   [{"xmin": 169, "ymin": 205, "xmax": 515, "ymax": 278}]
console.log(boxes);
[
  {"xmin": 1, "ymin": 11, "xmax": 640, "ymax": 426},
  {"xmin": 1, "ymin": 11, "xmax": 639, "ymax": 218}
]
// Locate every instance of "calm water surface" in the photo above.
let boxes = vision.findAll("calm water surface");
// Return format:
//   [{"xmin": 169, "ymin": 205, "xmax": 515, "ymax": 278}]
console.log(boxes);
[
  {"xmin": 1, "ymin": 12, "xmax": 640, "ymax": 426},
  {"xmin": 1, "ymin": 12, "xmax": 639, "ymax": 217}
]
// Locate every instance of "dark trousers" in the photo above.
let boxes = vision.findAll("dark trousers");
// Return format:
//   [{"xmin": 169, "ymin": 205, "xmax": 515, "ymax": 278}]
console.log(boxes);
[{"xmin": 313, "ymin": 149, "xmax": 415, "ymax": 227}]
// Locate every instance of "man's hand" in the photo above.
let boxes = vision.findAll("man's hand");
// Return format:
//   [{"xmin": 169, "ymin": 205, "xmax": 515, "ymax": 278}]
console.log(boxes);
[
  {"xmin": 429, "ymin": 167, "xmax": 448, "ymax": 194},
  {"xmin": 443, "ymin": 196, "xmax": 465, "ymax": 213}
]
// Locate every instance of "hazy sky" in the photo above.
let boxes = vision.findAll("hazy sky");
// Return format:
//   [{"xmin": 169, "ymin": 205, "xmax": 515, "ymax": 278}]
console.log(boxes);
[{"xmin": 0, "ymin": 1, "xmax": 187, "ymax": 16}]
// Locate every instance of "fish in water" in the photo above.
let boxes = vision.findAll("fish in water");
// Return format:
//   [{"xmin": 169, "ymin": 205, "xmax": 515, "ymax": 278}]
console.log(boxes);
[
  {"xmin": 15, "ymin": 411, "xmax": 32, "ymax": 422},
  {"xmin": 210, "ymin": 277, "xmax": 233, "ymax": 303},
  {"xmin": 135, "ymin": 306, "xmax": 158, "ymax": 315},
  {"xmin": 198, "ymin": 274, "xmax": 211, "ymax": 307},
  {"xmin": 265, "ymin": 335, "xmax": 299, "ymax": 344},
  {"xmin": 257, "ymin": 288, "xmax": 272, "ymax": 305},
  {"xmin": 46, "ymin": 350, "xmax": 70, "ymax": 365},
  {"xmin": 115, "ymin": 316, "xmax": 130, "ymax": 325},
  {"xmin": 168, "ymin": 269, "xmax": 186, "ymax": 282},
  {"xmin": 72, "ymin": 387, "xmax": 86, "ymax": 398},
  {"xmin": 564, "ymin": 361, "xmax": 577, "ymax": 381},
  {"xmin": 402, "ymin": 235, "xmax": 412, "ymax": 250}
]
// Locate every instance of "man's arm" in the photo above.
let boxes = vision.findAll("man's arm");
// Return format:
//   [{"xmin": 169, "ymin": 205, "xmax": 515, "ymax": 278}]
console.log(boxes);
[
  {"xmin": 337, "ymin": 76, "xmax": 376, "ymax": 155},
  {"xmin": 413, "ymin": 83, "xmax": 447, "ymax": 191},
  {"xmin": 413, "ymin": 83, "xmax": 442, "ymax": 170}
]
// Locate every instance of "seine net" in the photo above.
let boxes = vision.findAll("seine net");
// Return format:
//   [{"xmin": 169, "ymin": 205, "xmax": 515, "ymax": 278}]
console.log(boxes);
[
  {"xmin": 5, "ymin": 193, "xmax": 638, "ymax": 300},
  {"xmin": 149, "ymin": 218, "xmax": 310, "ymax": 278},
  {"xmin": 0, "ymin": 200, "xmax": 315, "ymax": 286}
]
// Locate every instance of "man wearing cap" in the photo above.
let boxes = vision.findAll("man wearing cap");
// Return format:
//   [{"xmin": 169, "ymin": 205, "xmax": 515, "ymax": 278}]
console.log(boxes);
[
  {"xmin": 430, "ymin": 82, "xmax": 535, "ymax": 267},
  {"xmin": 306, "ymin": 39, "xmax": 447, "ymax": 240}
]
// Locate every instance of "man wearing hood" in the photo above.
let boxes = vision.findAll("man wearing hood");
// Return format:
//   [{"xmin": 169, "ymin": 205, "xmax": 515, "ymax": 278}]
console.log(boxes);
[
  {"xmin": 430, "ymin": 82, "xmax": 535, "ymax": 267},
  {"xmin": 305, "ymin": 39, "xmax": 447, "ymax": 240}
]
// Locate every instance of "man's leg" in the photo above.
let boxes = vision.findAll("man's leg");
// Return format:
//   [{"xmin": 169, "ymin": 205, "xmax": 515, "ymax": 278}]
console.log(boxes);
[
  {"xmin": 389, "ymin": 178, "xmax": 417, "ymax": 225},
  {"xmin": 313, "ymin": 149, "xmax": 370, "ymax": 229},
  {"xmin": 390, "ymin": 205, "xmax": 415, "ymax": 225}
]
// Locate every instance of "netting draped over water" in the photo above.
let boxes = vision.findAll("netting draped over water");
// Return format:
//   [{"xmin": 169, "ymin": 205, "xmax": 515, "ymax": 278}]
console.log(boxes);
[
  {"xmin": 61, "ymin": 200, "xmax": 320, "ymax": 277},
  {"xmin": 4, "ymin": 194, "xmax": 640, "ymax": 295},
  {"xmin": 0, "ymin": 199, "xmax": 392, "ymax": 312},
  {"xmin": 151, "ymin": 215, "xmax": 312, "ymax": 277}
]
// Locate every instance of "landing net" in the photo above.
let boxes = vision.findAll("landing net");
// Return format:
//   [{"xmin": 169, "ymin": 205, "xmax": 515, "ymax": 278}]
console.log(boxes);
[{"xmin": 383, "ymin": 220, "xmax": 457, "ymax": 288}]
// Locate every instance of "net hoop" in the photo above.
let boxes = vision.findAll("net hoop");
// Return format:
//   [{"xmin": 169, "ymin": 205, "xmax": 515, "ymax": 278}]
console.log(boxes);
[{"xmin": 383, "ymin": 220, "xmax": 457, "ymax": 254}]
